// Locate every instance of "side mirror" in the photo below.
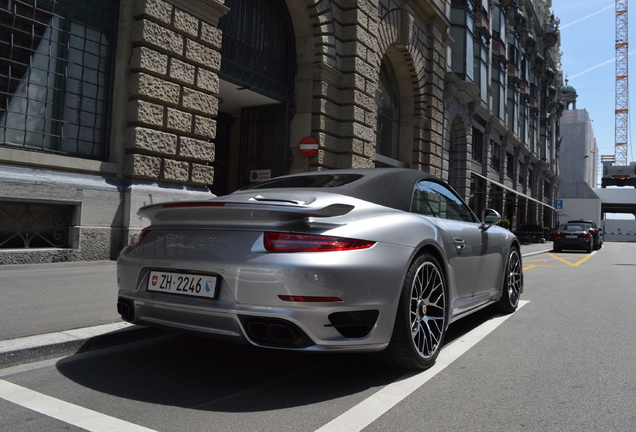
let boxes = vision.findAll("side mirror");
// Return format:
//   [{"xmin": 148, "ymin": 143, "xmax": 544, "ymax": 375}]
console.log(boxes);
[{"xmin": 481, "ymin": 208, "xmax": 502, "ymax": 230}]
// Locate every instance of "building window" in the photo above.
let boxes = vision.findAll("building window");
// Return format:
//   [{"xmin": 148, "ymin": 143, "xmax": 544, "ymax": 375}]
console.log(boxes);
[
  {"xmin": 520, "ymin": 54, "xmax": 528, "ymax": 82},
  {"xmin": 506, "ymin": 153, "xmax": 514, "ymax": 178},
  {"xmin": 492, "ymin": 67, "xmax": 505, "ymax": 120},
  {"xmin": 518, "ymin": 162, "xmax": 524, "ymax": 185},
  {"xmin": 0, "ymin": 201, "xmax": 74, "ymax": 249},
  {"xmin": 376, "ymin": 56, "xmax": 400, "ymax": 161},
  {"xmin": 528, "ymin": 169, "xmax": 534, "ymax": 194},
  {"xmin": 544, "ymin": 180, "xmax": 551, "ymax": 201},
  {"xmin": 529, "ymin": 113, "xmax": 537, "ymax": 153},
  {"xmin": 507, "ymin": 84, "xmax": 518, "ymax": 133},
  {"xmin": 491, "ymin": 141, "xmax": 500, "ymax": 171},
  {"xmin": 450, "ymin": 1, "xmax": 475, "ymax": 81},
  {"xmin": 0, "ymin": 0, "xmax": 118, "ymax": 160},
  {"xmin": 519, "ymin": 98, "xmax": 528, "ymax": 143},
  {"xmin": 492, "ymin": 6, "xmax": 505, "ymax": 40},
  {"xmin": 475, "ymin": 37, "xmax": 488, "ymax": 103},
  {"xmin": 508, "ymin": 33, "xmax": 519, "ymax": 69},
  {"xmin": 472, "ymin": 127, "xmax": 483, "ymax": 163},
  {"xmin": 540, "ymin": 123, "xmax": 548, "ymax": 161}
]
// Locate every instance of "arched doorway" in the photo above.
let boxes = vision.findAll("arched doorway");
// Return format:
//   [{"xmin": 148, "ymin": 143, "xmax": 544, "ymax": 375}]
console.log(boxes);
[
  {"xmin": 374, "ymin": 48, "xmax": 414, "ymax": 168},
  {"xmin": 213, "ymin": 0, "xmax": 295, "ymax": 194}
]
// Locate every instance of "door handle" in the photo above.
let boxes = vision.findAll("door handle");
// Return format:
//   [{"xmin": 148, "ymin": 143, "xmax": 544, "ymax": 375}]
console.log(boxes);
[{"xmin": 453, "ymin": 237, "xmax": 465, "ymax": 249}]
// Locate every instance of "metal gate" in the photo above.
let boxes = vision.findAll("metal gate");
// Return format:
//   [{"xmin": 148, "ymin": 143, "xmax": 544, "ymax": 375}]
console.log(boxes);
[
  {"xmin": 238, "ymin": 104, "xmax": 292, "ymax": 188},
  {"xmin": 218, "ymin": 0, "xmax": 295, "ymax": 104},
  {"xmin": 218, "ymin": 0, "xmax": 296, "ymax": 189},
  {"xmin": 0, "ymin": 201, "xmax": 73, "ymax": 249}
]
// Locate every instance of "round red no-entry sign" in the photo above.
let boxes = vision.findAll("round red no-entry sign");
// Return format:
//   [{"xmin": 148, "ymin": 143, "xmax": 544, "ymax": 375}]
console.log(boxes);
[{"xmin": 299, "ymin": 136, "xmax": 319, "ymax": 157}]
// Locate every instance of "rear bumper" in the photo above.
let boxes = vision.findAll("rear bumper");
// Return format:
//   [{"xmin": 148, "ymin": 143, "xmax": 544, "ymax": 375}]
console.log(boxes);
[
  {"xmin": 116, "ymin": 241, "xmax": 415, "ymax": 353},
  {"xmin": 554, "ymin": 240, "xmax": 591, "ymax": 250},
  {"xmin": 116, "ymin": 294, "xmax": 390, "ymax": 352}
]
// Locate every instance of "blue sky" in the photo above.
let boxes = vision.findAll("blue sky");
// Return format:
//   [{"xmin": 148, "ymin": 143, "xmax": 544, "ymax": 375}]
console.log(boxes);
[{"xmin": 552, "ymin": 0, "xmax": 636, "ymax": 167}]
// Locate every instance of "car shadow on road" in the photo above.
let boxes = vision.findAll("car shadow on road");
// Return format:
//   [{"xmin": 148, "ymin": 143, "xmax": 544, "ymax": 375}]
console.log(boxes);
[{"xmin": 56, "ymin": 307, "xmax": 503, "ymax": 412}]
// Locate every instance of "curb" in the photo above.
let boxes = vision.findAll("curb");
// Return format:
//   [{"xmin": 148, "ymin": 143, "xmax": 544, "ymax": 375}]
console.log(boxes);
[{"xmin": 0, "ymin": 323, "xmax": 169, "ymax": 369}]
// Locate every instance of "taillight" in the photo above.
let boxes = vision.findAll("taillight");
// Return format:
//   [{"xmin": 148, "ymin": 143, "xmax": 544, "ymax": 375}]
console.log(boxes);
[
  {"xmin": 584, "ymin": 233, "xmax": 590, "ymax": 240},
  {"xmin": 264, "ymin": 233, "xmax": 375, "ymax": 252},
  {"xmin": 132, "ymin": 230, "xmax": 150, "ymax": 246},
  {"xmin": 555, "ymin": 233, "xmax": 560, "ymax": 239}
]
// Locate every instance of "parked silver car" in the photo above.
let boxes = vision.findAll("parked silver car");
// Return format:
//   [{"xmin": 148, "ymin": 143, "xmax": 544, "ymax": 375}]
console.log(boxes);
[{"xmin": 117, "ymin": 168, "xmax": 523, "ymax": 370}]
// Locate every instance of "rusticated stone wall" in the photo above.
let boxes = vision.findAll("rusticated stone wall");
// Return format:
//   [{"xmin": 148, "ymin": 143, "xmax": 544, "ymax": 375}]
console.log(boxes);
[
  {"xmin": 308, "ymin": 0, "xmax": 379, "ymax": 170},
  {"xmin": 304, "ymin": 0, "xmax": 447, "ymax": 174},
  {"xmin": 125, "ymin": 0, "xmax": 222, "ymax": 186}
]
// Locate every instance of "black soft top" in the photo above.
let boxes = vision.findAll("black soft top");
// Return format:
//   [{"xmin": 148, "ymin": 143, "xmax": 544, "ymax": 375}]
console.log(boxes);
[{"xmin": 236, "ymin": 168, "xmax": 439, "ymax": 212}]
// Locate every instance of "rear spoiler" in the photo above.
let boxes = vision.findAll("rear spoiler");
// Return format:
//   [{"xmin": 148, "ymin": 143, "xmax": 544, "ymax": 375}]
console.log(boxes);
[{"xmin": 138, "ymin": 200, "xmax": 355, "ymax": 226}]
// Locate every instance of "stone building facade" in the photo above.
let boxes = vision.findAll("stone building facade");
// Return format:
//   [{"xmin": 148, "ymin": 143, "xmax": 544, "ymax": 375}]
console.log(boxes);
[
  {"xmin": 444, "ymin": 0, "xmax": 562, "ymax": 230},
  {"xmin": 0, "ymin": 0, "xmax": 561, "ymax": 263}
]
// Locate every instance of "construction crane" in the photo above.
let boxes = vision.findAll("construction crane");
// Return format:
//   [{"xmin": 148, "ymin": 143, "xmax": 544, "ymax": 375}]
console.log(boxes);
[
  {"xmin": 602, "ymin": 0, "xmax": 634, "ymax": 186},
  {"xmin": 615, "ymin": 0, "xmax": 628, "ymax": 166}
]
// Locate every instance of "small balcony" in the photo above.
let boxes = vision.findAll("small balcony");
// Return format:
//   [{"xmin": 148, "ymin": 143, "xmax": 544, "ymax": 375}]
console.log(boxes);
[{"xmin": 542, "ymin": 23, "xmax": 559, "ymax": 49}]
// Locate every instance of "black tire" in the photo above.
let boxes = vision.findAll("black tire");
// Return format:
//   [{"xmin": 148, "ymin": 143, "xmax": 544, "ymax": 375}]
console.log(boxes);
[
  {"xmin": 376, "ymin": 253, "xmax": 447, "ymax": 370},
  {"xmin": 553, "ymin": 245, "xmax": 562, "ymax": 252},
  {"xmin": 498, "ymin": 247, "xmax": 522, "ymax": 314},
  {"xmin": 587, "ymin": 242, "xmax": 593, "ymax": 253}
]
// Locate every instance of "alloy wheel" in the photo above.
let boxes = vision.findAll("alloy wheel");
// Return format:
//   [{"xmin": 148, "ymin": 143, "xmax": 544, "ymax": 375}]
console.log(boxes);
[
  {"xmin": 410, "ymin": 261, "xmax": 446, "ymax": 359},
  {"xmin": 506, "ymin": 249, "xmax": 522, "ymax": 308}
]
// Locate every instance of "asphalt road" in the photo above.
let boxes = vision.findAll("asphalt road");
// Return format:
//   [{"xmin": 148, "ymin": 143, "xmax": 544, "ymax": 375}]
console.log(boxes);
[
  {"xmin": 1, "ymin": 261, "xmax": 120, "ymax": 340},
  {"xmin": 1, "ymin": 242, "xmax": 635, "ymax": 431}
]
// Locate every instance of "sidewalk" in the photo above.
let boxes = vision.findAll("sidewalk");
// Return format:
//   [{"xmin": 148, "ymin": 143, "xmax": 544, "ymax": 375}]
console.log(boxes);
[{"xmin": 0, "ymin": 243, "xmax": 553, "ymax": 368}]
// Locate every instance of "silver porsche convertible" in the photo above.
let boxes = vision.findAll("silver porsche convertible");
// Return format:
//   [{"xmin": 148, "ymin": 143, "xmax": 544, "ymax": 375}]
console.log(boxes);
[{"xmin": 117, "ymin": 168, "xmax": 523, "ymax": 370}]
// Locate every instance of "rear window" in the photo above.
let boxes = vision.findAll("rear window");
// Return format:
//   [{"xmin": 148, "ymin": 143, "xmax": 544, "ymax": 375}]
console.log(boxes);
[
  {"xmin": 569, "ymin": 220, "xmax": 593, "ymax": 228},
  {"xmin": 240, "ymin": 174, "xmax": 364, "ymax": 190},
  {"xmin": 560, "ymin": 224, "xmax": 584, "ymax": 231}
]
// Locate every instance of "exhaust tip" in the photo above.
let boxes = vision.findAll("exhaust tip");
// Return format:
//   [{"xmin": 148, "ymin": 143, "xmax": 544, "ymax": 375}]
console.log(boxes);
[
  {"xmin": 117, "ymin": 298, "xmax": 134, "ymax": 322},
  {"xmin": 240, "ymin": 316, "xmax": 314, "ymax": 348}
]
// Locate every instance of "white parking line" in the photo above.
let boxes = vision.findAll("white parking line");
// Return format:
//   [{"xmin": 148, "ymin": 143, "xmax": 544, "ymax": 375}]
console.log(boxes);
[
  {"xmin": 0, "ymin": 379, "xmax": 157, "ymax": 432},
  {"xmin": 316, "ymin": 300, "xmax": 529, "ymax": 432},
  {"xmin": 0, "ymin": 302, "xmax": 528, "ymax": 432}
]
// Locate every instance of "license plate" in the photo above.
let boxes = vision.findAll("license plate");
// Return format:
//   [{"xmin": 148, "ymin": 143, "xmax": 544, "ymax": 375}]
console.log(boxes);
[
  {"xmin": 147, "ymin": 271, "xmax": 217, "ymax": 299},
  {"xmin": 566, "ymin": 235, "xmax": 578, "ymax": 239}
]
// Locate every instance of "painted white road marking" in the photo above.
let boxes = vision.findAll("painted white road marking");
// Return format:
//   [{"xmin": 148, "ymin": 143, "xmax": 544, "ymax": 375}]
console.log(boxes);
[
  {"xmin": 0, "ymin": 379, "xmax": 157, "ymax": 432},
  {"xmin": 316, "ymin": 301, "xmax": 529, "ymax": 432},
  {"xmin": 0, "ymin": 301, "xmax": 528, "ymax": 432}
]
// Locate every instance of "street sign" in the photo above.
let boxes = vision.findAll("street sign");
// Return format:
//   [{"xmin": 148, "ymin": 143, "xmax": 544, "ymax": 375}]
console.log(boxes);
[
  {"xmin": 555, "ymin": 199, "xmax": 563, "ymax": 210},
  {"xmin": 250, "ymin": 169, "xmax": 271, "ymax": 182},
  {"xmin": 299, "ymin": 136, "xmax": 319, "ymax": 157}
]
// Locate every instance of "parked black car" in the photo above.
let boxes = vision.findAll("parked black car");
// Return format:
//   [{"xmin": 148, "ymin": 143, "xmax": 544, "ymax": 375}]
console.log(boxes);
[
  {"xmin": 567, "ymin": 219, "xmax": 603, "ymax": 250},
  {"xmin": 554, "ymin": 223, "xmax": 593, "ymax": 253}
]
